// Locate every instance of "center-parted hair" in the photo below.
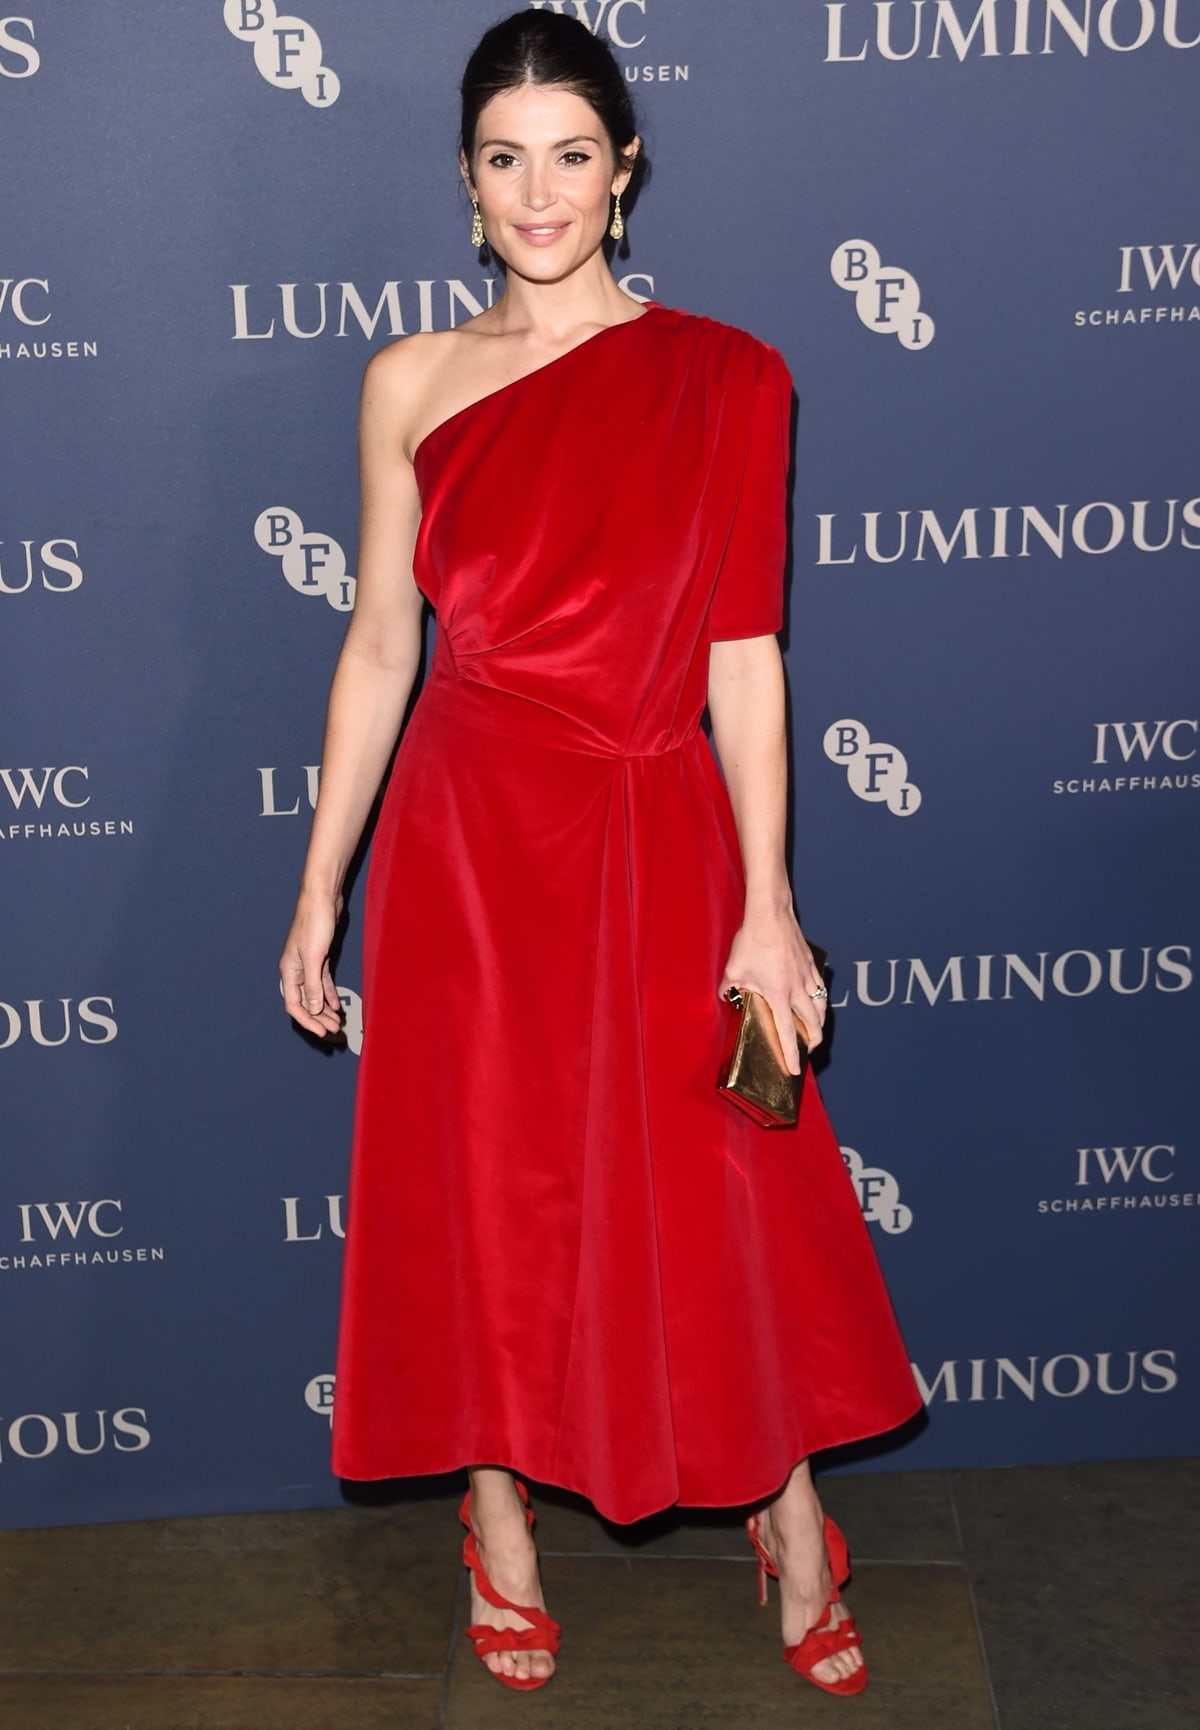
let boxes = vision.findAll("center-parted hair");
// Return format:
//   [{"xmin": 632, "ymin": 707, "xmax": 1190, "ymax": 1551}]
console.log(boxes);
[{"xmin": 461, "ymin": 9, "xmax": 647, "ymax": 191}]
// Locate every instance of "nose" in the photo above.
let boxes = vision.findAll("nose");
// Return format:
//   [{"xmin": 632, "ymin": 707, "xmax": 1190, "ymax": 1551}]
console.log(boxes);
[{"xmin": 522, "ymin": 163, "xmax": 553, "ymax": 210}]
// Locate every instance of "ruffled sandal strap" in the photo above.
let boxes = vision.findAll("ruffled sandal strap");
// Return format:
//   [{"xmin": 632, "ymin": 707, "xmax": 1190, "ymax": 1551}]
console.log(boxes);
[{"xmin": 785, "ymin": 1610, "xmax": 863, "ymax": 1674}]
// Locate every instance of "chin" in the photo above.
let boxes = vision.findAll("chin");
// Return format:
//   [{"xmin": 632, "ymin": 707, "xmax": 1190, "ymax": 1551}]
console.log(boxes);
[{"xmin": 510, "ymin": 242, "xmax": 604, "ymax": 283}]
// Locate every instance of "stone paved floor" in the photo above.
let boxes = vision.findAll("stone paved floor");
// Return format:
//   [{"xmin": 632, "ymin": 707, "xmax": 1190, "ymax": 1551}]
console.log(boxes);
[{"xmin": 1, "ymin": 1458, "xmax": 1196, "ymax": 1729}]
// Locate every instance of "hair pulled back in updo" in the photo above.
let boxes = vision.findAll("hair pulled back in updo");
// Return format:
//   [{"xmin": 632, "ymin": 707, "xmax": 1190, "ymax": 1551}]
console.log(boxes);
[{"xmin": 460, "ymin": 9, "xmax": 647, "ymax": 190}]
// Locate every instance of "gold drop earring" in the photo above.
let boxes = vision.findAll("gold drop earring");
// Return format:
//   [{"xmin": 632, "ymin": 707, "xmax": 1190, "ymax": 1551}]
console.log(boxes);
[
  {"xmin": 470, "ymin": 199, "xmax": 485, "ymax": 249},
  {"xmin": 609, "ymin": 193, "xmax": 625, "ymax": 242}
]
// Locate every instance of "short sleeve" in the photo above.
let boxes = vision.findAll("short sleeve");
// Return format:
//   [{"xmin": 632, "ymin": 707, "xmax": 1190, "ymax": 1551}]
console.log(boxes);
[{"xmin": 707, "ymin": 346, "xmax": 792, "ymax": 641}]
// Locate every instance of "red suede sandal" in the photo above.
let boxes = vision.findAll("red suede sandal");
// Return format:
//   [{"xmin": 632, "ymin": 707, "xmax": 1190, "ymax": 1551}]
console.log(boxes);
[
  {"xmin": 746, "ymin": 1510, "xmax": 868, "ymax": 1697},
  {"xmin": 460, "ymin": 1479, "xmax": 561, "ymax": 1691}
]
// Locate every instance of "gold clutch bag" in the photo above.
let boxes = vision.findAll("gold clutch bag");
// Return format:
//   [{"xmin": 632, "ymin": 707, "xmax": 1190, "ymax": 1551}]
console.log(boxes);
[{"xmin": 717, "ymin": 948, "xmax": 826, "ymax": 1130}]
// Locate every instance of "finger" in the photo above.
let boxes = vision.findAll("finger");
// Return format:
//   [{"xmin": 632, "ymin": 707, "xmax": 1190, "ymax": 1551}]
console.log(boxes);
[
  {"xmin": 282, "ymin": 953, "xmax": 340, "ymax": 1035},
  {"xmin": 767, "ymin": 998, "xmax": 806, "ymax": 1073},
  {"xmin": 304, "ymin": 981, "xmax": 341, "ymax": 1026},
  {"xmin": 790, "ymin": 998, "xmax": 824, "ymax": 1057}
]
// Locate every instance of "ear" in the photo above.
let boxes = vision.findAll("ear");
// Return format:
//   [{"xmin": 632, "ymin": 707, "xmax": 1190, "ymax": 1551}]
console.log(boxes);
[
  {"xmin": 612, "ymin": 136, "xmax": 641, "ymax": 199},
  {"xmin": 459, "ymin": 148, "xmax": 476, "ymax": 201}
]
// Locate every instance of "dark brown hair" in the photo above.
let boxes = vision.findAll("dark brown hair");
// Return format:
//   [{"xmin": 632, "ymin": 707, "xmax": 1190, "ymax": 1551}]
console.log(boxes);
[{"xmin": 460, "ymin": 9, "xmax": 647, "ymax": 190}]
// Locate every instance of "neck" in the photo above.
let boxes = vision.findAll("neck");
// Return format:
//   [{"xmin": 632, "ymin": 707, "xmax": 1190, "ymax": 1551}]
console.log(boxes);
[{"xmin": 491, "ymin": 254, "xmax": 641, "ymax": 340}]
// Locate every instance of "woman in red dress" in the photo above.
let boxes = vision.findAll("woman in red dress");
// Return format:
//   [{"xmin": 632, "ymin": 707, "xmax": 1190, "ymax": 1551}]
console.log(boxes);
[{"xmin": 280, "ymin": 8, "xmax": 920, "ymax": 1699}]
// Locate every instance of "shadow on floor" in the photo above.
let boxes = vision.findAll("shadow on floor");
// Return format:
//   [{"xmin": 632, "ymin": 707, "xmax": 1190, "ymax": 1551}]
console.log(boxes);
[{"xmin": 1, "ymin": 1458, "xmax": 1196, "ymax": 1729}]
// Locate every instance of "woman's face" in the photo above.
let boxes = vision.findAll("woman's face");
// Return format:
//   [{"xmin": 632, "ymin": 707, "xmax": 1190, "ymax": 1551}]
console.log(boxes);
[{"xmin": 463, "ymin": 83, "xmax": 635, "ymax": 284}]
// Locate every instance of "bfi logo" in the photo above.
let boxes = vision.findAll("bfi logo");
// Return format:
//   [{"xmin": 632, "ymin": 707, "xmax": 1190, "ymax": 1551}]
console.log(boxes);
[
  {"xmin": 254, "ymin": 507, "xmax": 354, "ymax": 613},
  {"xmin": 823, "ymin": 719, "xmax": 921, "ymax": 816},
  {"xmin": 831, "ymin": 239, "xmax": 935, "ymax": 350},
  {"xmin": 305, "ymin": 1374, "xmax": 335, "ymax": 1425},
  {"xmin": 1093, "ymin": 721, "xmax": 1197, "ymax": 764},
  {"xmin": 841, "ymin": 1146, "xmax": 913, "ymax": 1233},
  {"xmin": 223, "ymin": 0, "xmax": 339, "ymax": 107}
]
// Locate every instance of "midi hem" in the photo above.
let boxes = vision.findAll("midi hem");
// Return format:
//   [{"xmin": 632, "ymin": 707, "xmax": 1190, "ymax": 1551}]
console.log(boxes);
[{"xmin": 332, "ymin": 1394, "xmax": 925, "ymax": 1527}]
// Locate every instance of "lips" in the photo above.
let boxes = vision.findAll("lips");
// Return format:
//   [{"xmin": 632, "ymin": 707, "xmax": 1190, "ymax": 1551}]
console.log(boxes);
[{"xmin": 513, "ymin": 223, "xmax": 570, "ymax": 245}]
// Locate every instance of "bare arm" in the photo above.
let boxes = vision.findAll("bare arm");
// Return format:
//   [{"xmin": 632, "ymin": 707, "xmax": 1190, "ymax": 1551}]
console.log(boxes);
[
  {"xmin": 279, "ymin": 347, "xmax": 426, "ymax": 1037},
  {"xmin": 707, "ymin": 633, "xmax": 826, "ymax": 1066}
]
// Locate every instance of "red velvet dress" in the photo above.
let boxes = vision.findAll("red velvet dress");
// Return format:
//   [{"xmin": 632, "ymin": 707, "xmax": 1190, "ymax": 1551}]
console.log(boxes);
[{"xmin": 331, "ymin": 304, "xmax": 921, "ymax": 1523}]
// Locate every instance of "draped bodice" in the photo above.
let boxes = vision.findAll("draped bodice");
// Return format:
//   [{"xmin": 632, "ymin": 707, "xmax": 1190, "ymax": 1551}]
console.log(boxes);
[{"xmin": 410, "ymin": 304, "xmax": 791, "ymax": 760}]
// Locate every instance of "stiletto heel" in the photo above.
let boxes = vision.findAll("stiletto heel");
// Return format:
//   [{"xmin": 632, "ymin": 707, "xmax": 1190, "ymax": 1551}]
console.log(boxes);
[
  {"xmin": 460, "ymin": 1479, "xmax": 561, "ymax": 1691},
  {"xmin": 745, "ymin": 1510, "xmax": 868, "ymax": 1697}
]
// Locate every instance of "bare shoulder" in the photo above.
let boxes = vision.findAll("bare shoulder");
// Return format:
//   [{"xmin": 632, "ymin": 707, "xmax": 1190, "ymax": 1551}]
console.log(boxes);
[
  {"xmin": 361, "ymin": 327, "xmax": 482, "ymax": 461},
  {"xmin": 361, "ymin": 330, "xmax": 445, "ymax": 418}
]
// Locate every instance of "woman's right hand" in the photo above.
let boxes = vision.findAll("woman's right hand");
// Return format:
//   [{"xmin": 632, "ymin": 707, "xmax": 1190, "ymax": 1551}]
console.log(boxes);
[{"xmin": 279, "ymin": 892, "xmax": 345, "ymax": 1038}]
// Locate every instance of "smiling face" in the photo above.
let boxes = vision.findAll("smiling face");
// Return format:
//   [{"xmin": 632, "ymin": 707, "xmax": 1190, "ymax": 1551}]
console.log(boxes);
[{"xmin": 462, "ymin": 83, "xmax": 637, "ymax": 285}]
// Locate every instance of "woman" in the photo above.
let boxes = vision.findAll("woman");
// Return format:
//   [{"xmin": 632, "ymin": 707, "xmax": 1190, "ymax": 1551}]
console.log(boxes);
[{"xmin": 280, "ymin": 8, "xmax": 921, "ymax": 1700}]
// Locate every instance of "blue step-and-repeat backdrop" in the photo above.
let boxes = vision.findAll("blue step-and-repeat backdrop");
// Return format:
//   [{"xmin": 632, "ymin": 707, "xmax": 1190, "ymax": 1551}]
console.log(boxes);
[{"xmin": 2, "ymin": 2, "xmax": 1197, "ymax": 1530}]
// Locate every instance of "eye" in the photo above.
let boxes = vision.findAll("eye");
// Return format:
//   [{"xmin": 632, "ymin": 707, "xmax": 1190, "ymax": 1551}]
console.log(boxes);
[
  {"xmin": 560, "ymin": 150, "xmax": 592, "ymax": 166},
  {"xmin": 486, "ymin": 151, "xmax": 517, "ymax": 169}
]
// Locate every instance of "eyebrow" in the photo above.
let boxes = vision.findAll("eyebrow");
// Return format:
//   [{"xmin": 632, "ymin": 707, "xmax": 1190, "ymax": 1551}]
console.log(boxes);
[{"xmin": 478, "ymin": 135, "xmax": 603, "ymax": 151}]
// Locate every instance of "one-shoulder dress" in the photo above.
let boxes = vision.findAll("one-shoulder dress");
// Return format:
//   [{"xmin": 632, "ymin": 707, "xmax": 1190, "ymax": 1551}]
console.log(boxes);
[{"xmin": 331, "ymin": 304, "xmax": 921, "ymax": 1523}]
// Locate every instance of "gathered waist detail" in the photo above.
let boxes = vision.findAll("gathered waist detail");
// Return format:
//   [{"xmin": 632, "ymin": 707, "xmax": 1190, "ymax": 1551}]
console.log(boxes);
[{"xmin": 418, "ymin": 655, "xmax": 701, "ymax": 763}]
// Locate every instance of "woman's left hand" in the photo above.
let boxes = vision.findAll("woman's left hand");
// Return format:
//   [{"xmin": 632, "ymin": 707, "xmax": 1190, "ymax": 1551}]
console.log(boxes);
[{"xmin": 718, "ymin": 906, "xmax": 827, "ymax": 1071}]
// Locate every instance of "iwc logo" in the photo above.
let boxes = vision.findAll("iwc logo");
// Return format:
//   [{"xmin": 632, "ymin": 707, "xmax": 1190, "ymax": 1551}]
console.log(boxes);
[
  {"xmin": 254, "ymin": 507, "xmax": 354, "ymax": 612},
  {"xmin": 1, "ymin": 1198, "xmax": 166, "ymax": 1272},
  {"xmin": 529, "ymin": 2, "xmax": 690, "ymax": 82},
  {"xmin": 0, "ymin": 766, "xmax": 135, "ymax": 844},
  {"xmin": 1076, "ymin": 241, "xmax": 1200, "ymax": 329},
  {"xmin": 831, "ymin": 240, "xmax": 934, "ymax": 350},
  {"xmin": 1053, "ymin": 718, "xmax": 1200, "ymax": 796},
  {"xmin": 823, "ymin": 719, "xmax": 922, "ymax": 816},
  {"xmin": 0, "ymin": 278, "xmax": 99, "ymax": 363},
  {"xmin": 223, "ymin": 0, "xmax": 339, "ymax": 107},
  {"xmin": 1038, "ymin": 1141, "xmax": 1199, "ymax": 1215}
]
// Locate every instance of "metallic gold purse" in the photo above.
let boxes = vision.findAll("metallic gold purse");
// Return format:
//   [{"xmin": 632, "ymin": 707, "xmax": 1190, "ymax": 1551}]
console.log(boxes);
[{"xmin": 717, "ymin": 948, "xmax": 826, "ymax": 1129}]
